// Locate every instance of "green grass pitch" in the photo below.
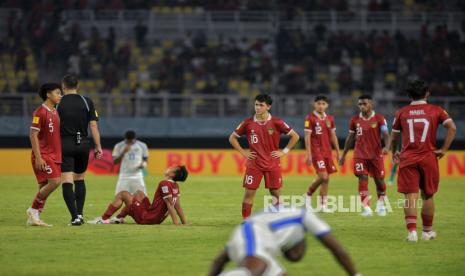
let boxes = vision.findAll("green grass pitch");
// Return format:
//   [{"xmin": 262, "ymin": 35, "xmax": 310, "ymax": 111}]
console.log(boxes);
[{"xmin": 1, "ymin": 175, "xmax": 464, "ymax": 275}]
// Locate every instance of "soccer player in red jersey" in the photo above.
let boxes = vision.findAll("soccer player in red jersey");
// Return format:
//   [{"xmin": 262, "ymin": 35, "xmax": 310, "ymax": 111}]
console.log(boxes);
[
  {"xmin": 89, "ymin": 166, "xmax": 188, "ymax": 225},
  {"xmin": 229, "ymin": 94, "xmax": 300, "ymax": 219},
  {"xmin": 390, "ymin": 80, "xmax": 456, "ymax": 242},
  {"xmin": 339, "ymin": 95, "xmax": 390, "ymax": 217},
  {"xmin": 304, "ymin": 95, "xmax": 340, "ymax": 213},
  {"xmin": 27, "ymin": 83, "xmax": 63, "ymax": 226}
]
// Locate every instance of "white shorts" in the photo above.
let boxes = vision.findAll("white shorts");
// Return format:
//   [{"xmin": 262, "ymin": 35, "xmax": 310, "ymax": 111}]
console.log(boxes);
[
  {"xmin": 225, "ymin": 221, "xmax": 284, "ymax": 276},
  {"xmin": 115, "ymin": 176, "xmax": 147, "ymax": 195}
]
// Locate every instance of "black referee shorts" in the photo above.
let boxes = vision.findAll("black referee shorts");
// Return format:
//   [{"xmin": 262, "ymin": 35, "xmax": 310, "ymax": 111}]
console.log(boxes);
[{"xmin": 61, "ymin": 136, "xmax": 91, "ymax": 174}]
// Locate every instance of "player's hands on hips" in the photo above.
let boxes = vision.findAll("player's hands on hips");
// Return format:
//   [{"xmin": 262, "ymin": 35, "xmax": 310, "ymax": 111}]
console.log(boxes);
[
  {"xmin": 392, "ymin": 151, "xmax": 400, "ymax": 164},
  {"xmin": 271, "ymin": 150, "xmax": 285, "ymax": 159},
  {"xmin": 94, "ymin": 147, "xmax": 103, "ymax": 160},
  {"xmin": 242, "ymin": 150, "xmax": 257, "ymax": 160},
  {"xmin": 35, "ymin": 157, "xmax": 47, "ymax": 172},
  {"xmin": 434, "ymin": 148, "xmax": 446, "ymax": 159},
  {"xmin": 382, "ymin": 147, "xmax": 389, "ymax": 155}
]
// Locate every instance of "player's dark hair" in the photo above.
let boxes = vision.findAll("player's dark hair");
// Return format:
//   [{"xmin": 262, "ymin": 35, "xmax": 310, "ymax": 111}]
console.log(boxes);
[
  {"xmin": 358, "ymin": 94, "xmax": 372, "ymax": 100},
  {"xmin": 125, "ymin": 130, "xmax": 136, "ymax": 140},
  {"xmin": 62, "ymin": 74, "xmax": 79, "ymax": 89},
  {"xmin": 406, "ymin": 80, "xmax": 428, "ymax": 100},
  {"xmin": 38, "ymin": 83, "xmax": 61, "ymax": 101},
  {"xmin": 314, "ymin": 95, "xmax": 329, "ymax": 103},
  {"xmin": 255, "ymin": 94, "xmax": 273, "ymax": 105},
  {"xmin": 173, "ymin": 165, "xmax": 188, "ymax": 182},
  {"xmin": 283, "ymin": 239, "xmax": 306, "ymax": 262}
]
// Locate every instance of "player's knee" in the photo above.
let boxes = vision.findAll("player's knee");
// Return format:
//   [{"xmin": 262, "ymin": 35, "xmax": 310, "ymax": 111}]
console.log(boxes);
[
  {"xmin": 358, "ymin": 175, "xmax": 368, "ymax": 182},
  {"xmin": 320, "ymin": 174, "xmax": 329, "ymax": 182},
  {"xmin": 421, "ymin": 191, "xmax": 433, "ymax": 200}
]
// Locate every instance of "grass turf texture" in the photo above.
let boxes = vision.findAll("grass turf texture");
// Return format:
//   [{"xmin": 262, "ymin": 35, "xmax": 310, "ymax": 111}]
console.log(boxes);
[{"xmin": 1, "ymin": 175, "xmax": 464, "ymax": 275}]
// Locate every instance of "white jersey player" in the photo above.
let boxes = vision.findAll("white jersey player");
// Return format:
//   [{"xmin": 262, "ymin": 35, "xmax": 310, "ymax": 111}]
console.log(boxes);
[
  {"xmin": 209, "ymin": 207, "xmax": 360, "ymax": 276},
  {"xmin": 112, "ymin": 131, "xmax": 148, "ymax": 195}
]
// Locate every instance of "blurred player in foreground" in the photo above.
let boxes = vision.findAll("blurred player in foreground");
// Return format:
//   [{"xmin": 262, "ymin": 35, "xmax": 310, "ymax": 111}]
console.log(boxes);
[
  {"xmin": 339, "ymin": 95, "xmax": 390, "ymax": 216},
  {"xmin": 112, "ymin": 130, "xmax": 149, "ymax": 195},
  {"xmin": 27, "ymin": 83, "xmax": 62, "ymax": 227},
  {"xmin": 390, "ymin": 80, "xmax": 456, "ymax": 242},
  {"xmin": 208, "ymin": 207, "xmax": 360, "ymax": 276},
  {"xmin": 89, "ymin": 166, "xmax": 188, "ymax": 225}
]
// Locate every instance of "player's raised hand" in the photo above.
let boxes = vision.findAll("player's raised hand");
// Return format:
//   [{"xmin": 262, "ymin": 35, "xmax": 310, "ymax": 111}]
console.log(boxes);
[
  {"xmin": 382, "ymin": 147, "xmax": 389, "ymax": 155},
  {"xmin": 392, "ymin": 151, "xmax": 400, "ymax": 164},
  {"xmin": 35, "ymin": 157, "xmax": 47, "ymax": 172},
  {"xmin": 434, "ymin": 149, "xmax": 446, "ymax": 159},
  {"xmin": 243, "ymin": 150, "xmax": 257, "ymax": 160},
  {"xmin": 123, "ymin": 144, "xmax": 131, "ymax": 153}
]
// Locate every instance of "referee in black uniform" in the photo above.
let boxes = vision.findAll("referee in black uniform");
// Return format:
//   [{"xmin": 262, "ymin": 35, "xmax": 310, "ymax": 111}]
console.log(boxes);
[{"xmin": 58, "ymin": 74, "xmax": 103, "ymax": 226}]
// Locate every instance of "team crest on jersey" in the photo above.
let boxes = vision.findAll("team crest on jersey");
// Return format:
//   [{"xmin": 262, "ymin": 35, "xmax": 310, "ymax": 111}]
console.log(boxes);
[
  {"xmin": 268, "ymin": 128, "xmax": 274, "ymax": 135},
  {"xmin": 325, "ymin": 119, "xmax": 331, "ymax": 128},
  {"xmin": 371, "ymin": 123, "xmax": 378, "ymax": 128}
]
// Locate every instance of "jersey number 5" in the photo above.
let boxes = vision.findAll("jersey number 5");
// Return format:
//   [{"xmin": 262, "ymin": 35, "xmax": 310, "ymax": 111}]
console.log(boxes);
[{"xmin": 407, "ymin": 118, "xmax": 430, "ymax": 143}]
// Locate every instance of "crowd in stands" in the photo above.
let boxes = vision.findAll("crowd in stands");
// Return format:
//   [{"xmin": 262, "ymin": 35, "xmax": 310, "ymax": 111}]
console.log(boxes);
[{"xmin": 1, "ymin": 0, "xmax": 465, "ymax": 98}]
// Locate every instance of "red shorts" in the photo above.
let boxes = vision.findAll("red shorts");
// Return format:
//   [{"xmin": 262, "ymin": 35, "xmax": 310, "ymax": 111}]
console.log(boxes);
[
  {"xmin": 243, "ymin": 166, "xmax": 282, "ymax": 190},
  {"xmin": 398, "ymin": 153, "xmax": 439, "ymax": 196},
  {"xmin": 31, "ymin": 155, "xmax": 61, "ymax": 184},
  {"xmin": 312, "ymin": 157, "xmax": 337, "ymax": 174},
  {"xmin": 130, "ymin": 197, "xmax": 151, "ymax": 224},
  {"xmin": 353, "ymin": 158, "xmax": 385, "ymax": 179}
]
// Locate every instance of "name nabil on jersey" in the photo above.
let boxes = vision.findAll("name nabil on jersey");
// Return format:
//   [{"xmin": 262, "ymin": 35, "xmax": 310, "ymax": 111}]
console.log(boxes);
[{"xmin": 409, "ymin": 110, "xmax": 426, "ymax": 116}]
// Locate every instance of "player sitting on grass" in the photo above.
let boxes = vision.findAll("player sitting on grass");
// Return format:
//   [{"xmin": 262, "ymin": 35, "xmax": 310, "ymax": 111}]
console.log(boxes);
[
  {"xmin": 89, "ymin": 166, "xmax": 188, "ymax": 225},
  {"xmin": 208, "ymin": 207, "xmax": 360, "ymax": 276}
]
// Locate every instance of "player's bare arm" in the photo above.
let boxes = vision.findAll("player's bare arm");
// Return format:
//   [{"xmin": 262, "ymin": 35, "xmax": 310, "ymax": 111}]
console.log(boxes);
[
  {"xmin": 174, "ymin": 198, "xmax": 187, "ymax": 225},
  {"xmin": 90, "ymin": 120, "xmax": 103, "ymax": 159},
  {"xmin": 389, "ymin": 131, "xmax": 401, "ymax": 164},
  {"xmin": 271, "ymin": 130, "xmax": 300, "ymax": 158},
  {"xmin": 208, "ymin": 249, "xmax": 230, "ymax": 276},
  {"xmin": 229, "ymin": 133, "xmax": 257, "ymax": 160},
  {"xmin": 330, "ymin": 129, "xmax": 341, "ymax": 161},
  {"xmin": 304, "ymin": 130, "xmax": 313, "ymax": 166},
  {"xmin": 163, "ymin": 196, "xmax": 180, "ymax": 225},
  {"xmin": 435, "ymin": 119, "xmax": 457, "ymax": 159},
  {"xmin": 318, "ymin": 234, "xmax": 359, "ymax": 276},
  {"xmin": 29, "ymin": 129, "xmax": 47, "ymax": 172},
  {"xmin": 138, "ymin": 156, "xmax": 148, "ymax": 169},
  {"xmin": 381, "ymin": 126, "xmax": 390, "ymax": 155},
  {"xmin": 339, "ymin": 132, "xmax": 355, "ymax": 166}
]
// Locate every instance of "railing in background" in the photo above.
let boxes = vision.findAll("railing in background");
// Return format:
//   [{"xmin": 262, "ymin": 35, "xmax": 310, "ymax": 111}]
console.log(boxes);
[
  {"xmin": 1, "ymin": 93, "xmax": 464, "ymax": 119},
  {"xmin": 56, "ymin": 10, "xmax": 465, "ymax": 38}
]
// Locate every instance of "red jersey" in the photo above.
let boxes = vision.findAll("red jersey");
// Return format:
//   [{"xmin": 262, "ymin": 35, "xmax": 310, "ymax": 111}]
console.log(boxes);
[
  {"xmin": 143, "ymin": 180, "xmax": 180, "ymax": 224},
  {"xmin": 233, "ymin": 114, "xmax": 293, "ymax": 171},
  {"xmin": 349, "ymin": 112, "xmax": 387, "ymax": 160},
  {"xmin": 304, "ymin": 112, "xmax": 335, "ymax": 159},
  {"xmin": 30, "ymin": 104, "xmax": 61, "ymax": 163},
  {"xmin": 392, "ymin": 101, "xmax": 451, "ymax": 168}
]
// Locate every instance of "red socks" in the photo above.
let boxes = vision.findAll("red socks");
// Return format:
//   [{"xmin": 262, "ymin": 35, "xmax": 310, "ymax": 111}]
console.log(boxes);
[
  {"xmin": 307, "ymin": 186, "xmax": 317, "ymax": 196},
  {"xmin": 376, "ymin": 183, "xmax": 386, "ymax": 201},
  {"xmin": 117, "ymin": 206, "xmax": 131, "ymax": 219},
  {"xmin": 358, "ymin": 180, "xmax": 369, "ymax": 207},
  {"xmin": 422, "ymin": 214, "xmax": 434, "ymax": 232},
  {"xmin": 31, "ymin": 191, "xmax": 46, "ymax": 211},
  {"xmin": 242, "ymin": 203, "xmax": 252, "ymax": 219},
  {"xmin": 102, "ymin": 204, "xmax": 119, "ymax": 220},
  {"xmin": 405, "ymin": 215, "xmax": 417, "ymax": 232}
]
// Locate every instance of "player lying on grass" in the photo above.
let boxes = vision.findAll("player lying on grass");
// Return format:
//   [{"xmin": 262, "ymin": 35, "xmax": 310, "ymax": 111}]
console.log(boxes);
[
  {"xmin": 89, "ymin": 166, "xmax": 188, "ymax": 225},
  {"xmin": 208, "ymin": 207, "xmax": 359, "ymax": 276},
  {"xmin": 27, "ymin": 83, "xmax": 63, "ymax": 227}
]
